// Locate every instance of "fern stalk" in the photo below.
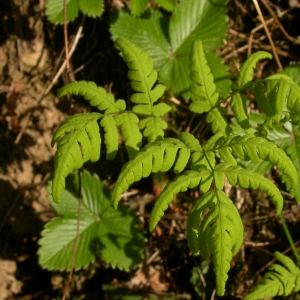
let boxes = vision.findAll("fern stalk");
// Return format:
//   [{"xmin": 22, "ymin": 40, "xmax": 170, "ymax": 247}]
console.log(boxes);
[{"xmin": 278, "ymin": 213, "xmax": 300, "ymax": 264}]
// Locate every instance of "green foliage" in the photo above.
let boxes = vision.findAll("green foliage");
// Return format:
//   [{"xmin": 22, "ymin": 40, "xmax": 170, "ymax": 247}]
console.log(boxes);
[
  {"xmin": 110, "ymin": 0, "xmax": 231, "ymax": 97},
  {"xmin": 51, "ymin": 39, "xmax": 300, "ymax": 297},
  {"xmin": 130, "ymin": 0, "xmax": 148, "ymax": 16},
  {"xmin": 244, "ymin": 252, "xmax": 300, "ymax": 300},
  {"xmin": 38, "ymin": 170, "xmax": 145, "ymax": 271},
  {"xmin": 51, "ymin": 38, "xmax": 170, "ymax": 203},
  {"xmin": 46, "ymin": 0, "xmax": 104, "ymax": 24}
]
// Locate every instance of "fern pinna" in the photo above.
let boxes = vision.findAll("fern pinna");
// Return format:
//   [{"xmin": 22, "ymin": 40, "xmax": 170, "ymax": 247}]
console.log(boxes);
[{"xmin": 52, "ymin": 38, "xmax": 299, "ymax": 297}]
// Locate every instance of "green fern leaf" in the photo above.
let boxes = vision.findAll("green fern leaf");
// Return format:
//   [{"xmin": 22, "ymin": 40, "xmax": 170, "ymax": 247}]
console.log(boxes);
[
  {"xmin": 39, "ymin": 171, "xmax": 145, "ymax": 271},
  {"xmin": 206, "ymin": 107, "xmax": 231, "ymax": 135},
  {"xmin": 236, "ymin": 51, "xmax": 272, "ymax": 89},
  {"xmin": 116, "ymin": 38, "xmax": 170, "ymax": 142},
  {"xmin": 115, "ymin": 113, "xmax": 142, "ymax": 159},
  {"xmin": 189, "ymin": 40, "xmax": 219, "ymax": 110},
  {"xmin": 187, "ymin": 191, "xmax": 216, "ymax": 256},
  {"xmin": 188, "ymin": 190, "xmax": 243, "ymax": 296},
  {"xmin": 244, "ymin": 252, "xmax": 300, "ymax": 300},
  {"xmin": 58, "ymin": 81, "xmax": 126, "ymax": 114},
  {"xmin": 130, "ymin": 0, "xmax": 148, "ymax": 16},
  {"xmin": 216, "ymin": 163, "xmax": 283, "ymax": 214},
  {"xmin": 111, "ymin": 138, "xmax": 190, "ymax": 209},
  {"xmin": 217, "ymin": 135, "xmax": 298, "ymax": 189},
  {"xmin": 138, "ymin": 117, "xmax": 168, "ymax": 142},
  {"xmin": 100, "ymin": 115, "xmax": 119, "ymax": 160},
  {"xmin": 231, "ymin": 93, "xmax": 251, "ymax": 130},
  {"xmin": 149, "ymin": 168, "xmax": 212, "ymax": 232},
  {"xmin": 51, "ymin": 113, "xmax": 102, "ymax": 203}
]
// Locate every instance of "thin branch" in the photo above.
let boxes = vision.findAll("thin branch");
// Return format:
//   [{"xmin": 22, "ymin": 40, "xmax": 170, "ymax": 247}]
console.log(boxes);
[
  {"xmin": 252, "ymin": 0, "xmax": 282, "ymax": 70},
  {"xmin": 260, "ymin": 0, "xmax": 300, "ymax": 45},
  {"xmin": 63, "ymin": 0, "xmax": 70, "ymax": 76}
]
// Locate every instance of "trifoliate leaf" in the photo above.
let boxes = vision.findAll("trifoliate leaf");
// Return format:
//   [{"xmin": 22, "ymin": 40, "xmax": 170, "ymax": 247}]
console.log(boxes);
[{"xmin": 38, "ymin": 171, "xmax": 145, "ymax": 271}]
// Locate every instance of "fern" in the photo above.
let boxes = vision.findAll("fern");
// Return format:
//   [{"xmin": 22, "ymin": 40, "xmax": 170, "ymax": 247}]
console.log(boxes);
[
  {"xmin": 244, "ymin": 252, "xmax": 300, "ymax": 300},
  {"xmin": 51, "ymin": 38, "xmax": 300, "ymax": 296},
  {"xmin": 116, "ymin": 38, "xmax": 171, "ymax": 142},
  {"xmin": 189, "ymin": 40, "xmax": 231, "ymax": 135},
  {"xmin": 111, "ymin": 138, "xmax": 190, "ymax": 209},
  {"xmin": 51, "ymin": 113, "xmax": 102, "ymax": 203},
  {"xmin": 58, "ymin": 81, "xmax": 126, "ymax": 114}
]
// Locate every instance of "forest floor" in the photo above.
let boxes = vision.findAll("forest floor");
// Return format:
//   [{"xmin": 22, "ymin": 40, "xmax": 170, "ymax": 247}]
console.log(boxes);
[{"xmin": 1, "ymin": 0, "xmax": 300, "ymax": 299}]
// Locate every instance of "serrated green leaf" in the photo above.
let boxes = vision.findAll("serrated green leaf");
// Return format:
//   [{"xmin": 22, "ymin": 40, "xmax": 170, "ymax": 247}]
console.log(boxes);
[
  {"xmin": 78, "ymin": 0, "xmax": 104, "ymax": 17},
  {"xmin": 46, "ymin": 0, "xmax": 104, "ymax": 24},
  {"xmin": 155, "ymin": 0, "xmax": 176, "ymax": 11},
  {"xmin": 110, "ymin": 10, "xmax": 170, "ymax": 68},
  {"xmin": 110, "ymin": 1, "xmax": 231, "ymax": 97},
  {"xmin": 39, "ymin": 171, "xmax": 145, "ymax": 271},
  {"xmin": 130, "ymin": 0, "xmax": 148, "ymax": 16},
  {"xmin": 46, "ymin": 0, "xmax": 79, "ymax": 24}
]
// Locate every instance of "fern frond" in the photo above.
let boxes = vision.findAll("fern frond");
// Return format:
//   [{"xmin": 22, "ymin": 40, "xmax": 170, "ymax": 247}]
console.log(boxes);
[
  {"xmin": 100, "ymin": 115, "xmax": 119, "ymax": 160},
  {"xmin": 206, "ymin": 107, "xmax": 231, "ymax": 135},
  {"xmin": 189, "ymin": 40, "xmax": 219, "ymax": 111},
  {"xmin": 51, "ymin": 113, "xmax": 102, "ymax": 203},
  {"xmin": 138, "ymin": 116, "xmax": 167, "ymax": 142},
  {"xmin": 230, "ymin": 93, "xmax": 251, "ymax": 130},
  {"xmin": 188, "ymin": 190, "xmax": 243, "ymax": 296},
  {"xmin": 179, "ymin": 131, "xmax": 216, "ymax": 172},
  {"xmin": 215, "ymin": 163, "xmax": 283, "ymax": 214},
  {"xmin": 149, "ymin": 168, "xmax": 212, "ymax": 232},
  {"xmin": 244, "ymin": 252, "xmax": 300, "ymax": 300},
  {"xmin": 235, "ymin": 51, "xmax": 272, "ymax": 89},
  {"xmin": 58, "ymin": 81, "xmax": 126, "ymax": 114},
  {"xmin": 216, "ymin": 135, "xmax": 298, "ymax": 188},
  {"xmin": 116, "ymin": 38, "xmax": 171, "ymax": 142},
  {"xmin": 115, "ymin": 113, "xmax": 142, "ymax": 159},
  {"xmin": 111, "ymin": 139, "xmax": 190, "ymax": 208}
]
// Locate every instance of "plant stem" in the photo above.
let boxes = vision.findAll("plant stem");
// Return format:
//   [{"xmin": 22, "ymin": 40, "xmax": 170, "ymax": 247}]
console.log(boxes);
[{"xmin": 278, "ymin": 213, "xmax": 300, "ymax": 263}]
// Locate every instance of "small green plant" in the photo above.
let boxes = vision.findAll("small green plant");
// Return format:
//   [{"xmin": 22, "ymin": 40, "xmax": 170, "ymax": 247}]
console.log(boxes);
[
  {"xmin": 38, "ymin": 170, "xmax": 145, "ymax": 271},
  {"xmin": 47, "ymin": 38, "xmax": 300, "ymax": 297},
  {"xmin": 46, "ymin": 0, "xmax": 104, "ymax": 24}
]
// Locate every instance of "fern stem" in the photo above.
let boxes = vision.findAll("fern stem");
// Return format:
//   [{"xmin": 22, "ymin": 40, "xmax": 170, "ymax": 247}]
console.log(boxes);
[
  {"xmin": 278, "ymin": 213, "xmax": 300, "ymax": 264},
  {"xmin": 168, "ymin": 125, "xmax": 180, "ymax": 136},
  {"xmin": 191, "ymin": 117, "xmax": 206, "ymax": 136}
]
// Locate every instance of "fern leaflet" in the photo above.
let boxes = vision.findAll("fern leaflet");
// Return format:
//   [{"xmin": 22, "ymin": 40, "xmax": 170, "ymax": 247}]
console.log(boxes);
[
  {"xmin": 215, "ymin": 163, "xmax": 283, "ymax": 213},
  {"xmin": 149, "ymin": 168, "xmax": 212, "ymax": 232},
  {"xmin": 100, "ymin": 115, "xmax": 119, "ymax": 160},
  {"xmin": 51, "ymin": 113, "xmax": 102, "ymax": 203},
  {"xmin": 216, "ymin": 135, "xmax": 298, "ymax": 189},
  {"xmin": 244, "ymin": 252, "xmax": 300, "ymax": 300},
  {"xmin": 115, "ymin": 113, "xmax": 142, "ymax": 159},
  {"xmin": 111, "ymin": 138, "xmax": 190, "ymax": 208},
  {"xmin": 116, "ymin": 38, "xmax": 171, "ymax": 142},
  {"xmin": 187, "ymin": 190, "xmax": 244, "ymax": 296},
  {"xmin": 58, "ymin": 81, "xmax": 126, "ymax": 114}
]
